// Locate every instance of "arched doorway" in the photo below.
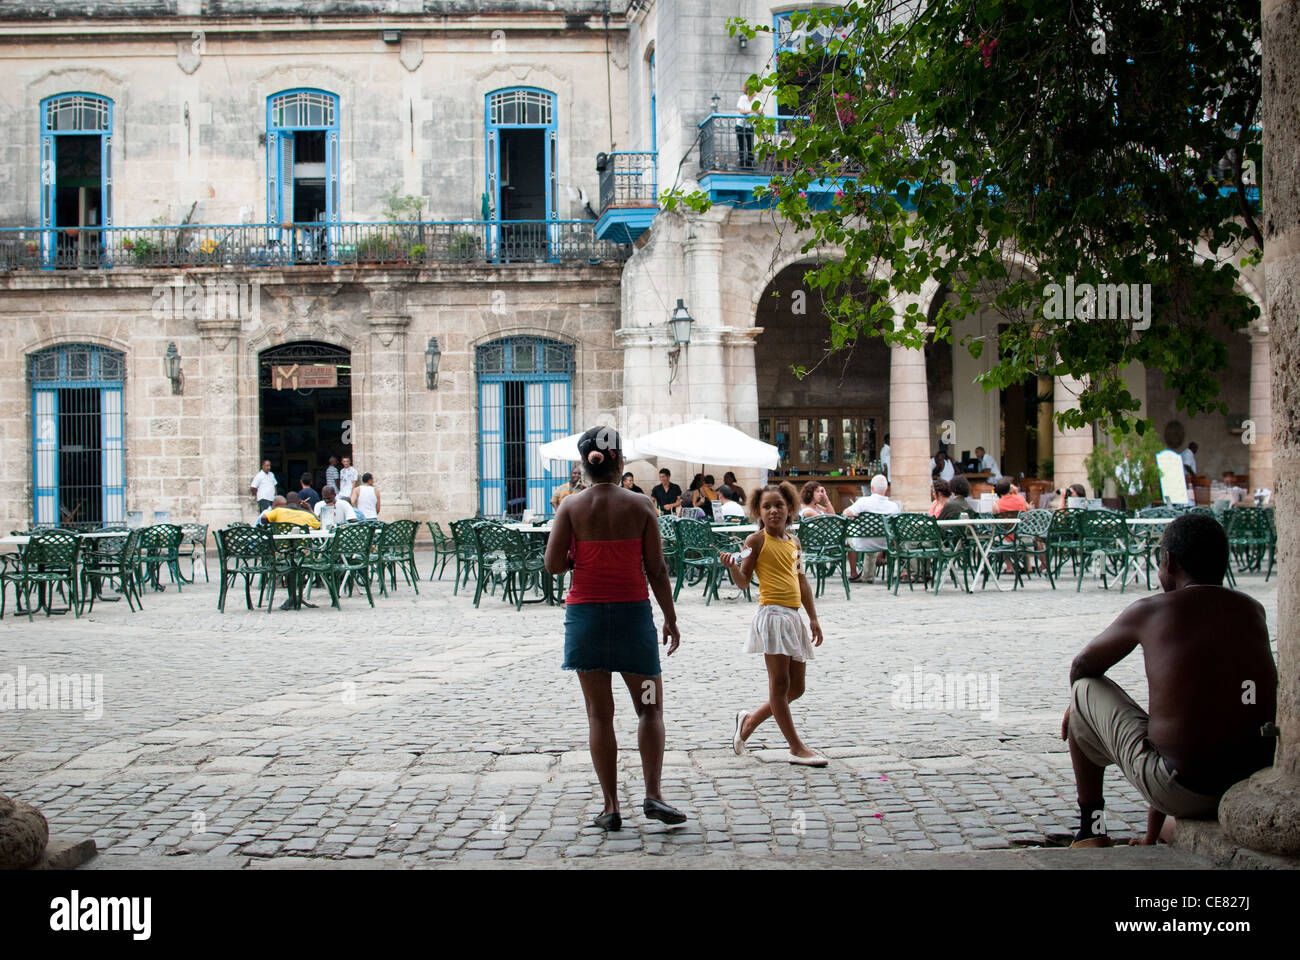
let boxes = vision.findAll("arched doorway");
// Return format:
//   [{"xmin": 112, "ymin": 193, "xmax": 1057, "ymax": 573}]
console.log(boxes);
[
  {"xmin": 753, "ymin": 263, "xmax": 889, "ymax": 486},
  {"xmin": 28, "ymin": 343, "xmax": 125, "ymax": 527},
  {"xmin": 257, "ymin": 341, "xmax": 352, "ymax": 496},
  {"xmin": 476, "ymin": 336, "xmax": 573, "ymax": 517}
]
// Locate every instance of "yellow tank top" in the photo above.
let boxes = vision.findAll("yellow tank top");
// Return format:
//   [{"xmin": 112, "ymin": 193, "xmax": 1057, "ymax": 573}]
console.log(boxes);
[{"xmin": 756, "ymin": 529, "xmax": 802, "ymax": 608}]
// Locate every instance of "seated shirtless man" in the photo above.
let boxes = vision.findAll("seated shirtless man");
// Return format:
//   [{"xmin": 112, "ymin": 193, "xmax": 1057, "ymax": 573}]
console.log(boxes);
[{"xmin": 1062, "ymin": 513, "xmax": 1277, "ymax": 847}]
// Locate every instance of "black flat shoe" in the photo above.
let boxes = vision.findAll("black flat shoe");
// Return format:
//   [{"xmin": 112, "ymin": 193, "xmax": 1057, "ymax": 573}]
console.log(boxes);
[
  {"xmin": 643, "ymin": 797, "xmax": 687, "ymax": 825},
  {"xmin": 593, "ymin": 811, "xmax": 622, "ymax": 831}
]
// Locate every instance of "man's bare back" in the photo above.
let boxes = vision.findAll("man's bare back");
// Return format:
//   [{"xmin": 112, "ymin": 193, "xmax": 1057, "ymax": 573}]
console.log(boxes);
[{"xmin": 1072, "ymin": 584, "xmax": 1276, "ymax": 791}]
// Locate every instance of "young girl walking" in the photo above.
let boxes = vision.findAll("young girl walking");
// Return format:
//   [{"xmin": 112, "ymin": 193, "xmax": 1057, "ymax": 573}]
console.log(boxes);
[{"xmin": 719, "ymin": 482, "xmax": 827, "ymax": 765}]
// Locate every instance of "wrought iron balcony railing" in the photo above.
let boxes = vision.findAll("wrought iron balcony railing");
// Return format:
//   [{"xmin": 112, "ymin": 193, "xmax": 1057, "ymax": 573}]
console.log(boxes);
[
  {"xmin": 597, "ymin": 151, "xmax": 658, "ymax": 212},
  {"xmin": 698, "ymin": 113, "xmax": 863, "ymax": 179},
  {"xmin": 0, "ymin": 220, "xmax": 629, "ymax": 271}
]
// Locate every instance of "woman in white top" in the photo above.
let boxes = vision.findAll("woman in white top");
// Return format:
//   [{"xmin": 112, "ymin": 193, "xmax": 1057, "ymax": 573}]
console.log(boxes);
[
  {"xmin": 798, "ymin": 481, "xmax": 836, "ymax": 519},
  {"xmin": 350, "ymin": 472, "xmax": 381, "ymax": 519}
]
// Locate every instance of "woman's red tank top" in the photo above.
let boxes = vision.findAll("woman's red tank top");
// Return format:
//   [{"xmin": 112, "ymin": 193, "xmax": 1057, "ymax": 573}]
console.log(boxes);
[{"xmin": 564, "ymin": 538, "xmax": 649, "ymax": 604}]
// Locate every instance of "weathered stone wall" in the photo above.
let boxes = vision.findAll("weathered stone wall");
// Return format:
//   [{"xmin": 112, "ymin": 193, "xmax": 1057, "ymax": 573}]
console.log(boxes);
[
  {"xmin": 0, "ymin": 266, "xmax": 621, "ymax": 530},
  {"xmin": 0, "ymin": 11, "xmax": 629, "ymax": 229}
]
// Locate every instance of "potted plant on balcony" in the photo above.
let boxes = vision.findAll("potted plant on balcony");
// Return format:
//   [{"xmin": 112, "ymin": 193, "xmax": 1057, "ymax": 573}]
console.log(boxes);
[
  {"xmin": 408, "ymin": 243, "xmax": 427, "ymax": 262},
  {"xmin": 450, "ymin": 230, "xmax": 482, "ymax": 261},
  {"xmin": 129, "ymin": 237, "xmax": 159, "ymax": 264}
]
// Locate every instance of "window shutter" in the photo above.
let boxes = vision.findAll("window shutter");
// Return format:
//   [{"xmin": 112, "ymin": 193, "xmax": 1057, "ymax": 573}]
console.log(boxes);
[{"xmin": 279, "ymin": 133, "xmax": 295, "ymax": 225}]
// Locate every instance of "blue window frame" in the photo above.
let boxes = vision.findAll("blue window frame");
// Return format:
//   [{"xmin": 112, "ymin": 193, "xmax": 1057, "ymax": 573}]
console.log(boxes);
[
  {"xmin": 28, "ymin": 344, "xmax": 126, "ymax": 527},
  {"xmin": 475, "ymin": 338, "xmax": 573, "ymax": 518},
  {"xmin": 485, "ymin": 88, "xmax": 559, "ymax": 260},
  {"xmin": 648, "ymin": 48, "xmax": 658, "ymax": 151},
  {"xmin": 39, "ymin": 93, "xmax": 114, "ymax": 268},
  {"xmin": 266, "ymin": 89, "xmax": 340, "ymax": 256}
]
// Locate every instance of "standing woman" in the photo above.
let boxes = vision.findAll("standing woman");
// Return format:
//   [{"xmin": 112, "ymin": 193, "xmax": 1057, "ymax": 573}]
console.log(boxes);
[
  {"xmin": 545, "ymin": 427, "xmax": 686, "ymax": 831},
  {"xmin": 351, "ymin": 472, "xmax": 381, "ymax": 519}
]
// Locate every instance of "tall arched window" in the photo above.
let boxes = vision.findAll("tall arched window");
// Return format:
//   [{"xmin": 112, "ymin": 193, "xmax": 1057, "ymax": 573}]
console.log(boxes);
[
  {"xmin": 40, "ymin": 93, "xmax": 114, "ymax": 268},
  {"xmin": 28, "ymin": 344, "xmax": 126, "ymax": 527},
  {"xmin": 485, "ymin": 88, "xmax": 558, "ymax": 261},
  {"xmin": 476, "ymin": 337, "xmax": 573, "ymax": 517},
  {"xmin": 267, "ymin": 89, "xmax": 340, "ymax": 258}
]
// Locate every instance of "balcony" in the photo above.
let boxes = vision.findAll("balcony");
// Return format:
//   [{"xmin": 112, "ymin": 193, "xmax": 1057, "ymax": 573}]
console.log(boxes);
[
  {"xmin": 0, "ymin": 220, "xmax": 630, "ymax": 272},
  {"xmin": 595, "ymin": 150, "xmax": 658, "ymax": 244},
  {"xmin": 697, "ymin": 114, "xmax": 855, "ymax": 207}
]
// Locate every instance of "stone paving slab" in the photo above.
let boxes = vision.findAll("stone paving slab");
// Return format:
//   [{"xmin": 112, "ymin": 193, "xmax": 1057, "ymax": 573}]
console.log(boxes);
[{"xmin": 0, "ymin": 549, "xmax": 1278, "ymax": 867}]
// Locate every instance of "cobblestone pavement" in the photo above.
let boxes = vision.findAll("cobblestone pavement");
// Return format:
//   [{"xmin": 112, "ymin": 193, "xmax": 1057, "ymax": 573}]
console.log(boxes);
[{"xmin": 0, "ymin": 550, "xmax": 1278, "ymax": 866}]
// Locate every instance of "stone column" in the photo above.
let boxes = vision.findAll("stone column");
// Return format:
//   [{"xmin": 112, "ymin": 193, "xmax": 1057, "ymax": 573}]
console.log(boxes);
[
  {"xmin": 1247, "ymin": 324, "xmax": 1274, "ymax": 493},
  {"xmin": 1036, "ymin": 375, "xmax": 1054, "ymax": 477},
  {"xmin": 197, "ymin": 316, "xmax": 243, "ymax": 527},
  {"xmin": 365, "ymin": 284, "xmax": 413, "ymax": 519},
  {"xmin": 682, "ymin": 212, "xmax": 727, "ymax": 422},
  {"xmin": 1218, "ymin": 0, "xmax": 1300, "ymax": 856},
  {"xmin": 888, "ymin": 335, "xmax": 931, "ymax": 511},
  {"xmin": 1052, "ymin": 374, "xmax": 1094, "ymax": 494}
]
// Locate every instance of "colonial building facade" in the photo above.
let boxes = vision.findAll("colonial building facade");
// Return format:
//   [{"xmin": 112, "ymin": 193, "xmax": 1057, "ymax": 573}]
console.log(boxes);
[{"xmin": 0, "ymin": 0, "xmax": 1271, "ymax": 530}]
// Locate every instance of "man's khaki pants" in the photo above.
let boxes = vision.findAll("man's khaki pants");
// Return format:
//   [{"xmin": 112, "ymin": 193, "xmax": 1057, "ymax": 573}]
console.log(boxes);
[{"xmin": 1069, "ymin": 676, "xmax": 1221, "ymax": 819}]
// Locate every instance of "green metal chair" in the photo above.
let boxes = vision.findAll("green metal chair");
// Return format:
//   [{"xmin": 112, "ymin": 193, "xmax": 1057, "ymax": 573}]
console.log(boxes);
[
  {"xmin": 845, "ymin": 512, "xmax": 888, "ymax": 584},
  {"xmin": 448, "ymin": 519, "xmax": 481, "ymax": 596},
  {"xmin": 80, "ymin": 528, "xmax": 146, "ymax": 613},
  {"xmin": 214, "ymin": 525, "xmax": 281, "ymax": 612},
  {"xmin": 882, "ymin": 514, "xmax": 966, "ymax": 595},
  {"xmin": 471, "ymin": 523, "xmax": 544, "ymax": 610},
  {"xmin": 1075, "ymin": 512, "xmax": 1150, "ymax": 592},
  {"xmin": 1044, "ymin": 509, "xmax": 1085, "ymax": 588},
  {"xmin": 138, "ymin": 523, "xmax": 186, "ymax": 592},
  {"xmin": 657, "ymin": 514, "xmax": 681, "ymax": 580},
  {"xmin": 1226, "ymin": 505, "xmax": 1274, "ymax": 581},
  {"xmin": 299, "ymin": 522, "xmax": 375, "ymax": 609},
  {"xmin": 672, "ymin": 518, "xmax": 730, "ymax": 605},
  {"xmin": 425, "ymin": 521, "xmax": 455, "ymax": 580},
  {"xmin": 179, "ymin": 522, "xmax": 210, "ymax": 583},
  {"xmin": 375, "ymin": 519, "xmax": 420, "ymax": 594},
  {"xmin": 797, "ymin": 514, "xmax": 850, "ymax": 599},
  {"xmin": 0, "ymin": 529, "xmax": 83, "ymax": 620}
]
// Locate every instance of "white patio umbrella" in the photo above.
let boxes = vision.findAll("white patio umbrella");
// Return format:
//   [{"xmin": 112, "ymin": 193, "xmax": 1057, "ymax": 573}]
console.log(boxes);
[
  {"xmin": 538, "ymin": 431, "xmax": 648, "ymax": 464},
  {"xmin": 633, "ymin": 418, "xmax": 780, "ymax": 470}
]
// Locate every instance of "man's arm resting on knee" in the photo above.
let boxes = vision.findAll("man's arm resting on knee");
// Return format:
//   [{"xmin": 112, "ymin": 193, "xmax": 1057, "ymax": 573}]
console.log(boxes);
[{"xmin": 1069, "ymin": 602, "xmax": 1147, "ymax": 685}]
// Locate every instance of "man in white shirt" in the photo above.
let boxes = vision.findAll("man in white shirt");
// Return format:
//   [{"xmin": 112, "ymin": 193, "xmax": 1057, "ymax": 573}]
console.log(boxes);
[
  {"xmin": 1181, "ymin": 442, "xmax": 1198, "ymax": 474},
  {"xmin": 735, "ymin": 82, "xmax": 773, "ymax": 168},
  {"xmin": 314, "ymin": 485, "xmax": 357, "ymax": 528},
  {"xmin": 843, "ymin": 474, "xmax": 902, "ymax": 582},
  {"xmin": 929, "ymin": 451, "xmax": 955, "ymax": 483},
  {"xmin": 338, "ymin": 457, "xmax": 359, "ymax": 499},
  {"xmin": 715, "ymin": 484, "xmax": 747, "ymax": 521},
  {"xmin": 250, "ymin": 460, "xmax": 278, "ymax": 512},
  {"xmin": 879, "ymin": 435, "xmax": 891, "ymax": 480},
  {"xmin": 974, "ymin": 445, "xmax": 1001, "ymax": 481}
]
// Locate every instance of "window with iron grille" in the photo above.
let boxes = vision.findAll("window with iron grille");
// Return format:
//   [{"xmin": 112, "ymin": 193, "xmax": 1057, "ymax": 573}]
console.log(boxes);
[
  {"xmin": 27, "ymin": 344, "xmax": 127, "ymax": 528},
  {"xmin": 476, "ymin": 338, "xmax": 574, "ymax": 518}
]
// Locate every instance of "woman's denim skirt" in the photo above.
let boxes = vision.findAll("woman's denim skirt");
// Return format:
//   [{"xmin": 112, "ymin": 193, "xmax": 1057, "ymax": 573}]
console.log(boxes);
[{"xmin": 563, "ymin": 600, "xmax": 661, "ymax": 678}]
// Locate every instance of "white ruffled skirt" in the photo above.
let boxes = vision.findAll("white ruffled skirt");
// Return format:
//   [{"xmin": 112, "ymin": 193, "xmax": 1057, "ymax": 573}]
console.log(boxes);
[{"xmin": 744, "ymin": 604, "xmax": 815, "ymax": 662}]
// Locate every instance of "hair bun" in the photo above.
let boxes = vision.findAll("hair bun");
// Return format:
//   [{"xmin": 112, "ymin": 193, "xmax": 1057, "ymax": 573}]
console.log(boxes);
[{"xmin": 587, "ymin": 451, "xmax": 605, "ymax": 465}]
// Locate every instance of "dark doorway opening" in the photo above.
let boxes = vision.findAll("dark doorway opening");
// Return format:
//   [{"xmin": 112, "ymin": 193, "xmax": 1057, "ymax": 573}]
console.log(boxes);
[
  {"xmin": 55, "ymin": 387, "xmax": 104, "ymax": 526},
  {"xmin": 258, "ymin": 342, "xmax": 352, "ymax": 495},
  {"xmin": 55, "ymin": 133, "xmax": 103, "ymax": 265},
  {"xmin": 499, "ymin": 128, "xmax": 548, "ymax": 260}
]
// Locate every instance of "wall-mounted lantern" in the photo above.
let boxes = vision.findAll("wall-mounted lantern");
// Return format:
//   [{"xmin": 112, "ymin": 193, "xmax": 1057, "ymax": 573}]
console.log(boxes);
[{"xmin": 425, "ymin": 337, "xmax": 442, "ymax": 390}]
